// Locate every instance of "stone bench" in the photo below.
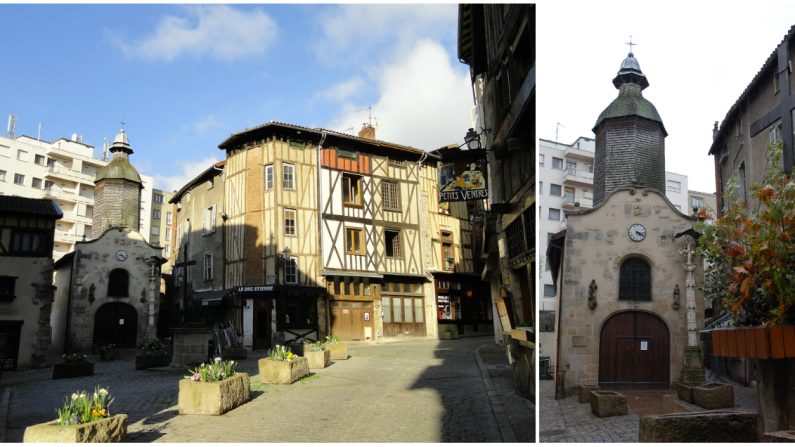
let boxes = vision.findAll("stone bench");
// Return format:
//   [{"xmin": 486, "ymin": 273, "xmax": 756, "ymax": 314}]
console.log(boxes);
[
  {"xmin": 590, "ymin": 390, "xmax": 627, "ymax": 417},
  {"xmin": 578, "ymin": 384, "xmax": 599, "ymax": 403},
  {"xmin": 693, "ymin": 382, "xmax": 734, "ymax": 409},
  {"xmin": 639, "ymin": 411, "xmax": 758, "ymax": 442}
]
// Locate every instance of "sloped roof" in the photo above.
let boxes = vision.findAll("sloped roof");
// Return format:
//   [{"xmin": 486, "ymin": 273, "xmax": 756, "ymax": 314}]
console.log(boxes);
[
  {"xmin": 0, "ymin": 196, "xmax": 62, "ymax": 218},
  {"xmin": 170, "ymin": 160, "xmax": 226, "ymax": 203},
  {"xmin": 709, "ymin": 24, "xmax": 795, "ymax": 155}
]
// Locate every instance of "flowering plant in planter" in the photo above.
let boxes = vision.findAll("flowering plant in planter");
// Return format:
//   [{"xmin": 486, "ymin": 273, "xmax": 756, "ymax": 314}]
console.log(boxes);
[
  {"xmin": 304, "ymin": 340, "xmax": 324, "ymax": 352},
  {"xmin": 56, "ymin": 386, "xmax": 114, "ymax": 426},
  {"xmin": 186, "ymin": 357, "xmax": 237, "ymax": 382},
  {"xmin": 267, "ymin": 345, "xmax": 295, "ymax": 361},
  {"xmin": 139, "ymin": 338, "xmax": 171, "ymax": 355},
  {"xmin": 697, "ymin": 144, "xmax": 795, "ymax": 326},
  {"xmin": 61, "ymin": 353, "xmax": 90, "ymax": 364},
  {"xmin": 324, "ymin": 335, "xmax": 342, "ymax": 345}
]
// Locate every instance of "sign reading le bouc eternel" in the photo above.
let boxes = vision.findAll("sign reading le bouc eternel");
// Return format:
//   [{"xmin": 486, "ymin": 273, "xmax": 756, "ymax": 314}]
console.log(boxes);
[{"xmin": 438, "ymin": 156, "xmax": 489, "ymax": 202}]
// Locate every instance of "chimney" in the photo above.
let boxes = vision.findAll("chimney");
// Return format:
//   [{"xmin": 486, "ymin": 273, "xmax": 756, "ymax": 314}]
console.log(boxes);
[{"xmin": 358, "ymin": 123, "xmax": 376, "ymax": 140}]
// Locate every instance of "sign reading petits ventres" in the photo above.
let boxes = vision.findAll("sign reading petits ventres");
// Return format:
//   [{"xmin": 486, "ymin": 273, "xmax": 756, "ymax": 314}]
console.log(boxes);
[{"xmin": 438, "ymin": 155, "xmax": 489, "ymax": 202}]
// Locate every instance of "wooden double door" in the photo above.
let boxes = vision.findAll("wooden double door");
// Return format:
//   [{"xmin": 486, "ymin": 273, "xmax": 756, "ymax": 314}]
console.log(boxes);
[
  {"xmin": 93, "ymin": 303, "xmax": 138, "ymax": 348},
  {"xmin": 599, "ymin": 311, "xmax": 670, "ymax": 389},
  {"xmin": 330, "ymin": 301, "xmax": 372, "ymax": 341}
]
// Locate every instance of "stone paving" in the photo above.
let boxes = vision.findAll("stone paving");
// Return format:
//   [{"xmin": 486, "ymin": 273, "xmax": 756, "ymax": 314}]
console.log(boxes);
[
  {"xmin": 1, "ymin": 336, "xmax": 534, "ymax": 442},
  {"xmin": 539, "ymin": 369, "xmax": 758, "ymax": 443}
]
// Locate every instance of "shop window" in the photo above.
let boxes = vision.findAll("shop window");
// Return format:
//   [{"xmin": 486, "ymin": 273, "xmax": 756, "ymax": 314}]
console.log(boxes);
[
  {"xmin": 619, "ymin": 257, "xmax": 651, "ymax": 301},
  {"xmin": 107, "ymin": 269, "xmax": 129, "ymax": 297},
  {"xmin": 283, "ymin": 297, "xmax": 317, "ymax": 329},
  {"xmin": 441, "ymin": 231, "xmax": 454, "ymax": 271},
  {"xmin": 436, "ymin": 295, "xmax": 461, "ymax": 320}
]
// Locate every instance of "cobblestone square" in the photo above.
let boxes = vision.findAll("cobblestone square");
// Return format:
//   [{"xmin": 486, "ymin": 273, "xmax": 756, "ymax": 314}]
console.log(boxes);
[{"xmin": 1, "ymin": 336, "xmax": 534, "ymax": 443}]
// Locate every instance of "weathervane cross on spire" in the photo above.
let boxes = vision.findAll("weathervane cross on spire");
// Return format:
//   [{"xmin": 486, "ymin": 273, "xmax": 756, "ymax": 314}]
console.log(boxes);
[
  {"xmin": 626, "ymin": 35, "xmax": 636, "ymax": 54},
  {"xmin": 120, "ymin": 118, "xmax": 126, "ymax": 131}
]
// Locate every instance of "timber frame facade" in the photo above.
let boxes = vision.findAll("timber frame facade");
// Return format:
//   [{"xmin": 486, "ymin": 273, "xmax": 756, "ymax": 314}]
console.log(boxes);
[{"xmin": 165, "ymin": 120, "xmax": 491, "ymax": 347}]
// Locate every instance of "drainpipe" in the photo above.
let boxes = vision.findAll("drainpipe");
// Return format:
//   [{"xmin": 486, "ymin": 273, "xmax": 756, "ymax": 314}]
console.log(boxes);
[
  {"xmin": 64, "ymin": 250, "xmax": 78, "ymax": 353},
  {"xmin": 315, "ymin": 131, "xmax": 328, "ymax": 338}
]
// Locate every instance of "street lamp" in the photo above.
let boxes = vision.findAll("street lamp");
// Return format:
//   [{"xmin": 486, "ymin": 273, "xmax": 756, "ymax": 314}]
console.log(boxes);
[{"xmin": 464, "ymin": 128, "xmax": 482, "ymax": 150}]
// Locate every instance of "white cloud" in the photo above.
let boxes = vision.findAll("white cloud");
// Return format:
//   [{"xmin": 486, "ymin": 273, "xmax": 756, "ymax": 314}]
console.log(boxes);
[
  {"xmin": 315, "ymin": 5, "xmax": 456, "ymax": 65},
  {"xmin": 153, "ymin": 156, "xmax": 222, "ymax": 193},
  {"xmin": 327, "ymin": 39, "xmax": 473, "ymax": 150},
  {"xmin": 314, "ymin": 78, "xmax": 366, "ymax": 104},
  {"xmin": 119, "ymin": 5, "xmax": 278, "ymax": 61},
  {"xmin": 193, "ymin": 114, "xmax": 223, "ymax": 134}
]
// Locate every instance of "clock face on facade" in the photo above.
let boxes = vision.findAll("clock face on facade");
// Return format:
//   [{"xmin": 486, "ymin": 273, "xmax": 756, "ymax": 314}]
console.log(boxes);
[
  {"xmin": 116, "ymin": 249, "xmax": 128, "ymax": 261},
  {"xmin": 628, "ymin": 223, "xmax": 646, "ymax": 242}
]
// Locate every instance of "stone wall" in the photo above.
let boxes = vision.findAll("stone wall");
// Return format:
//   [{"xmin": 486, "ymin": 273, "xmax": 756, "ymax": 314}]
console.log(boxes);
[
  {"xmin": 63, "ymin": 228, "xmax": 161, "ymax": 351},
  {"xmin": 556, "ymin": 188, "xmax": 703, "ymax": 392},
  {"xmin": 0, "ymin": 256, "xmax": 55, "ymax": 368}
]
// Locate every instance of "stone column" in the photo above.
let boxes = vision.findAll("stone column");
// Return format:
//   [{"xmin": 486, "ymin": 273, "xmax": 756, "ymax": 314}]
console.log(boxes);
[{"xmin": 680, "ymin": 236, "xmax": 705, "ymax": 384}]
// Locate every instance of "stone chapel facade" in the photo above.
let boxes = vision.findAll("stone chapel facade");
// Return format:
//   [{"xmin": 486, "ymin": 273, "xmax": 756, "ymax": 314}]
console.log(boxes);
[
  {"xmin": 52, "ymin": 130, "xmax": 163, "ymax": 352},
  {"xmin": 549, "ymin": 52, "xmax": 705, "ymax": 394}
]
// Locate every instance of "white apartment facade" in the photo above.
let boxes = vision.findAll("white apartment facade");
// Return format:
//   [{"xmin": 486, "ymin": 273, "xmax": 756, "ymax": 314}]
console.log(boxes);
[
  {"xmin": 538, "ymin": 137, "xmax": 710, "ymax": 369},
  {"xmin": 0, "ymin": 133, "xmax": 155, "ymax": 261}
]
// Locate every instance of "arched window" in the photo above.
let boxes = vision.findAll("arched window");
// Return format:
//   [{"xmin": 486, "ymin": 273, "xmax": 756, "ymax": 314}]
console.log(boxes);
[
  {"xmin": 107, "ymin": 268, "xmax": 129, "ymax": 297},
  {"xmin": 619, "ymin": 257, "xmax": 651, "ymax": 301}
]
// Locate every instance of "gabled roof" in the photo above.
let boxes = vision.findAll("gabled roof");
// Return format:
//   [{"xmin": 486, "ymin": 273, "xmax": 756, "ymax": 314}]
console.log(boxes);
[
  {"xmin": 0, "ymin": 196, "xmax": 62, "ymax": 218},
  {"xmin": 709, "ymin": 24, "xmax": 795, "ymax": 155},
  {"xmin": 218, "ymin": 120, "xmax": 434, "ymax": 159},
  {"xmin": 170, "ymin": 160, "xmax": 226, "ymax": 204}
]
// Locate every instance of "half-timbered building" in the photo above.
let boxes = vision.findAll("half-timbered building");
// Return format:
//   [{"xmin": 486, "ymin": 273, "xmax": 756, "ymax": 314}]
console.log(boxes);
[{"xmin": 218, "ymin": 123, "xmax": 327, "ymax": 349}]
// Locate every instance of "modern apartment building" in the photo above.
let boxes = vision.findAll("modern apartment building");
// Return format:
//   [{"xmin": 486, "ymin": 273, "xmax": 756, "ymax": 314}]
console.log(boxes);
[
  {"xmin": 0, "ymin": 132, "xmax": 155, "ymax": 260},
  {"xmin": 150, "ymin": 188, "xmax": 175, "ymax": 260}
]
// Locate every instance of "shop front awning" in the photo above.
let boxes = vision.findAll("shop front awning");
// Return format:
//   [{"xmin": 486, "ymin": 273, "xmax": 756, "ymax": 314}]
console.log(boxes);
[{"xmin": 195, "ymin": 289, "xmax": 227, "ymax": 307}]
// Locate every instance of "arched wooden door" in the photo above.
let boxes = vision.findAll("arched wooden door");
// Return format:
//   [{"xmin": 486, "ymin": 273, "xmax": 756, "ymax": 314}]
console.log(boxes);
[
  {"xmin": 599, "ymin": 311, "xmax": 669, "ymax": 389},
  {"xmin": 93, "ymin": 303, "xmax": 138, "ymax": 348}
]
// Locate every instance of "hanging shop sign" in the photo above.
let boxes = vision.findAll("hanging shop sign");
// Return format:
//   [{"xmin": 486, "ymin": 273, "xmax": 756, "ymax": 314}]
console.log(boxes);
[{"xmin": 438, "ymin": 152, "xmax": 488, "ymax": 202}]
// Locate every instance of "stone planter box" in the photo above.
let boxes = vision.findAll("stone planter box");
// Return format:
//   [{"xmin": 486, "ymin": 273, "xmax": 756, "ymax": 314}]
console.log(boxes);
[
  {"xmin": 100, "ymin": 350, "xmax": 119, "ymax": 361},
  {"xmin": 590, "ymin": 390, "xmax": 627, "ymax": 417},
  {"xmin": 304, "ymin": 349, "xmax": 330, "ymax": 369},
  {"xmin": 178, "ymin": 373, "xmax": 250, "ymax": 415},
  {"xmin": 323, "ymin": 342, "xmax": 348, "ymax": 360},
  {"xmin": 639, "ymin": 411, "xmax": 758, "ymax": 442},
  {"xmin": 52, "ymin": 362, "xmax": 94, "ymax": 379},
  {"xmin": 23, "ymin": 414, "xmax": 128, "ymax": 442},
  {"xmin": 693, "ymin": 382, "xmax": 734, "ymax": 409},
  {"xmin": 135, "ymin": 353, "xmax": 172, "ymax": 370},
  {"xmin": 761, "ymin": 430, "xmax": 795, "ymax": 442},
  {"xmin": 578, "ymin": 384, "xmax": 599, "ymax": 403},
  {"xmin": 674, "ymin": 382, "xmax": 698, "ymax": 403},
  {"xmin": 258, "ymin": 357, "xmax": 310, "ymax": 384}
]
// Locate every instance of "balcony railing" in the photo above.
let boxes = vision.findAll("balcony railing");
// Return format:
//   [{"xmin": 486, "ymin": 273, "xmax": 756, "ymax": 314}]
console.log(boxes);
[
  {"xmin": 563, "ymin": 169, "xmax": 594, "ymax": 186},
  {"xmin": 46, "ymin": 165, "xmax": 94, "ymax": 184}
]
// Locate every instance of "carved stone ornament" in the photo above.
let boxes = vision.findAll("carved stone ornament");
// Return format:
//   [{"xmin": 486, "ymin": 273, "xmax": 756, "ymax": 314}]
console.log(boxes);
[
  {"xmin": 88, "ymin": 283, "xmax": 96, "ymax": 303},
  {"xmin": 588, "ymin": 279, "xmax": 598, "ymax": 311},
  {"xmin": 673, "ymin": 284, "xmax": 681, "ymax": 310}
]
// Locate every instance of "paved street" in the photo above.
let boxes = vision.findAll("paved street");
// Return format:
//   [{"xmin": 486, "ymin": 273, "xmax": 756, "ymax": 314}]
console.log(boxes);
[
  {"xmin": 1, "ymin": 336, "xmax": 533, "ymax": 442},
  {"xmin": 539, "ymin": 370, "xmax": 758, "ymax": 443}
]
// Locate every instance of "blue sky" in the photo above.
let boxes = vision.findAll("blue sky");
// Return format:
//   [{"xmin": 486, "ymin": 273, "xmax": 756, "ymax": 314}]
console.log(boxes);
[{"xmin": 0, "ymin": 4, "xmax": 472, "ymax": 191}]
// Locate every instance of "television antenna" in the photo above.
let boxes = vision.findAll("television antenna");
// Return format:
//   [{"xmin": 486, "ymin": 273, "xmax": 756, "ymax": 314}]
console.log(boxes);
[{"xmin": 555, "ymin": 122, "xmax": 566, "ymax": 142}]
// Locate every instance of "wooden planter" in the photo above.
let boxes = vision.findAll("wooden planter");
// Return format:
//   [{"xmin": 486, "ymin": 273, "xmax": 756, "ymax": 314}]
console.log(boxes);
[
  {"xmin": 135, "ymin": 353, "xmax": 172, "ymax": 370},
  {"xmin": 711, "ymin": 325, "xmax": 795, "ymax": 359},
  {"xmin": 52, "ymin": 362, "xmax": 94, "ymax": 379},
  {"xmin": 178, "ymin": 373, "xmax": 250, "ymax": 415},
  {"xmin": 323, "ymin": 342, "xmax": 348, "ymax": 360},
  {"xmin": 304, "ymin": 349, "xmax": 330, "ymax": 369},
  {"xmin": 258, "ymin": 357, "xmax": 309, "ymax": 384},
  {"xmin": 23, "ymin": 414, "xmax": 128, "ymax": 442}
]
